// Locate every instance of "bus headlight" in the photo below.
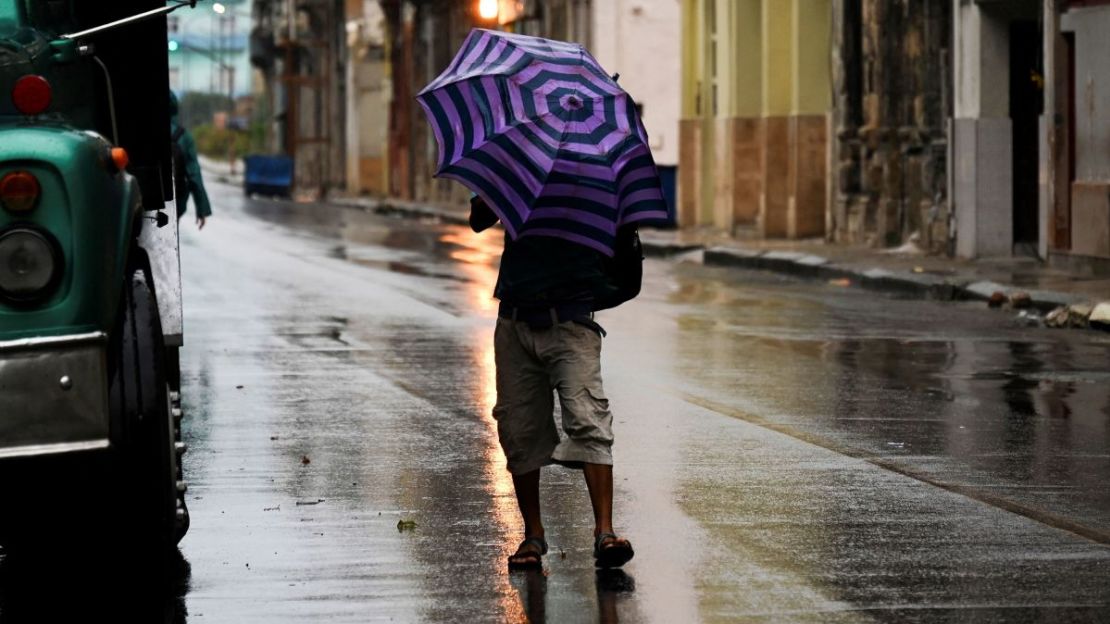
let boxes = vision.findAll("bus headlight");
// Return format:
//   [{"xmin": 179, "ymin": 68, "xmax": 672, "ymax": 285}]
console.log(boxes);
[{"xmin": 0, "ymin": 228, "xmax": 59, "ymax": 302}]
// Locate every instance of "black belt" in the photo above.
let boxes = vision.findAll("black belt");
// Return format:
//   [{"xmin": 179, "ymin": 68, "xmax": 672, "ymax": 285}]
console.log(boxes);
[{"xmin": 498, "ymin": 301, "xmax": 605, "ymax": 335}]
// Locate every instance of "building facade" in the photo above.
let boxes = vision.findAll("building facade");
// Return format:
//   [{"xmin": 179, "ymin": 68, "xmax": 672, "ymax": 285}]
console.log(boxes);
[
  {"xmin": 251, "ymin": 0, "xmax": 347, "ymax": 196},
  {"xmin": 678, "ymin": 0, "xmax": 1109, "ymax": 272},
  {"xmin": 374, "ymin": 0, "xmax": 602, "ymax": 206},
  {"xmin": 831, "ymin": 0, "xmax": 952, "ymax": 254},
  {"xmin": 592, "ymin": 0, "xmax": 681, "ymax": 214},
  {"xmin": 680, "ymin": 0, "xmax": 831, "ymax": 239},
  {"xmin": 952, "ymin": 0, "xmax": 1042, "ymax": 259},
  {"xmin": 168, "ymin": 0, "xmax": 254, "ymax": 99},
  {"xmin": 345, "ymin": 0, "xmax": 390, "ymax": 195},
  {"xmin": 1044, "ymin": 0, "xmax": 1110, "ymax": 270},
  {"xmin": 951, "ymin": 0, "xmax": 1108, "ymax": 269}
]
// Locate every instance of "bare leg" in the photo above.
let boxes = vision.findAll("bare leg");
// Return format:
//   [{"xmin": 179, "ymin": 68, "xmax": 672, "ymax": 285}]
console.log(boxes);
[
  {"xmin": 509, "ymin": 469, "xmax": 545, "ymax": 566},
  {"xmin": 583, "ymin": 463, "xmax": 614, "ymax": 535},
  {"xmin": 512, "ymin": 469, "xmax": 544, "ymax": 539},
  {"xmin": 584, "ymin": 463, "xmax": 633, "ymax": 566}
]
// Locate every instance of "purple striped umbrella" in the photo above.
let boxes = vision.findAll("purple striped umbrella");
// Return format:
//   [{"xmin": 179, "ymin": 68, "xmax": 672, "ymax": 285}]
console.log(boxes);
[{"xmin": 416, "ymin": 28, "xmax": 670, "ymax": 256}]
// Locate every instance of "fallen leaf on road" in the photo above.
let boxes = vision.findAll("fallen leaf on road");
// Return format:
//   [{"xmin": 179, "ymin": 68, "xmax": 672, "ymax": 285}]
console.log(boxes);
[
  {"xmin": 236, "ymin": 385, "xmax": 244, "ymax": 389},
  {"xmin": 828, "ymin": 278, "xmax": 851, "ymax": 287},
  {"xmin": 301, "ymin": 455, "xmax": 311, "ymax": 465},
  {"xmin": 263, "ymin": 505, "xmax": 280, "ymax": 512},
  {"xmin": 295, "ymin": 499, "xmax": 325, "ymax": 506},
  {"xmin": 397, "ymin": 519, "xmax": 418, "ymax": 532}
]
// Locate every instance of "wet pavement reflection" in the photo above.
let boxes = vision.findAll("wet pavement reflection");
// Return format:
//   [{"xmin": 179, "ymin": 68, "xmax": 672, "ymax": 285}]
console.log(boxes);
[{"xmin": 5, "ymin": 182, "xmax": 1110, "ymax": 622}]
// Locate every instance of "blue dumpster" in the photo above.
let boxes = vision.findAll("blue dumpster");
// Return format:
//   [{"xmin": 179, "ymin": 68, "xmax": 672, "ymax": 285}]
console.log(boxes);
[{"xmin": 243, "ymin": 154, "xmax": 293, "ymax": 197}]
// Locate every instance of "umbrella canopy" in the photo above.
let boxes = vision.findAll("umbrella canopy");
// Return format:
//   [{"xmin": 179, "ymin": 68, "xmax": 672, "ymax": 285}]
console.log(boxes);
[{"xmin": 416, "ymin": 29, "xmax": 670, "ymax": 256}]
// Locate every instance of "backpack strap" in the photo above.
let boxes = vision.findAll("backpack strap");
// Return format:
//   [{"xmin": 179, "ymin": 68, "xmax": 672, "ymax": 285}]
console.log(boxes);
[{"xmin": 172, "ymin": 126, "xmax": 186, "ymax": 143}]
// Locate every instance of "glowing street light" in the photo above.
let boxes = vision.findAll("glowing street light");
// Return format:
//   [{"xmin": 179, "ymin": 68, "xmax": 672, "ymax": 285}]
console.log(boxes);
[
  {"xmin": 478, "ymin": 0, "xmax": 497, "ymax": 20},
  {"xmin": 212, "ymin": 3, "xmax": 227, "ymax": 14}
]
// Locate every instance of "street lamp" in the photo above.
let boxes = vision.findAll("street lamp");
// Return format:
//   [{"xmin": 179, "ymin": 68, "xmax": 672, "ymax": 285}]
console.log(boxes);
[
  {"xmin": 478, "ymin": 0, "xmax": 497, "ymax": 20},
  {"xmin": 212, "ymin": 3, "xmax": 227, "ymax": 15}
]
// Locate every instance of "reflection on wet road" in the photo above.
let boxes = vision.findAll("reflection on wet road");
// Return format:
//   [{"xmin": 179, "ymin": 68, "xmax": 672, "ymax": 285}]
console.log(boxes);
[{"xmin": 4, "ymin": 182, "xmax": 1109, "ymax": 622}]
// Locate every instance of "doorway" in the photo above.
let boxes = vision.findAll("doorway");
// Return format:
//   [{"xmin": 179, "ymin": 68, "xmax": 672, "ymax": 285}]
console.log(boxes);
[{"xmin": 1010, "ymin": 20, "xmax": 1043, "ymax": 255}]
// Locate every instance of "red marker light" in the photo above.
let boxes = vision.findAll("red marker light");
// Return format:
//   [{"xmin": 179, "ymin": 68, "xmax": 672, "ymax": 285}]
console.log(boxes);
[
  {"xmin": 12, "ymin": 75, "xmax": 52, "ymax": 116},
  {"xmin": 0, "ymin": 171, "xmax": 41, "ymax": 213}
]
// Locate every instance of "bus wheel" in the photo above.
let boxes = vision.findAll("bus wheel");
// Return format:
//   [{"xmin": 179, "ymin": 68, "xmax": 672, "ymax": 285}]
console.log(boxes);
[{"xmin": 107, "ymin": 263, "xmax": 180, "ymax": 550}]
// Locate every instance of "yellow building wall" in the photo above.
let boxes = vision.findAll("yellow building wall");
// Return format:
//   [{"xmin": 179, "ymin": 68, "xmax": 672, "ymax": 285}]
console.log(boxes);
[
  {"xmin": 729, "ymin": 0, "xmax": 763, "ymax": 118},
  {"xmin": 681, "ymin": 0, "xmax": 701, "ymax": 118},
  {"xmin": 792, "ymin": 0, "xmax": 831, "ymax": 115},
  {"xmin": 762, "ymin": 0, "xmax": 794, "ymax": 117},
  {"xmin": 679, "ymin": 0, "xmax": 829, "ymax": 237}
]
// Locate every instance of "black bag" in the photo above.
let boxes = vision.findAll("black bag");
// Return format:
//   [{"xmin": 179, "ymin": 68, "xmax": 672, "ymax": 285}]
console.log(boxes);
[{"xmin": 593, "ymin": 225, "xmax": 643, "ymax": 312}]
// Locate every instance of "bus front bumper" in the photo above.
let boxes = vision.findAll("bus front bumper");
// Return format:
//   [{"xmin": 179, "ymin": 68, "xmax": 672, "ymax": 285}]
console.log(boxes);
[{"xmin": 0, "ymin": 332, "xmax": 110, "ymax": 460}]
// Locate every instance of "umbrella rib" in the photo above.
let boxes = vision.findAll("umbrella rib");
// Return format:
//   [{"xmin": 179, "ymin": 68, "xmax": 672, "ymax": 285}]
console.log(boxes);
[
  {"xmin": 442, "ymin": 108, "xmax": 565, "ymax": 174},
  {"xmin": 532, "ymin": 113, "xmax": 574, "ymax": 212}
]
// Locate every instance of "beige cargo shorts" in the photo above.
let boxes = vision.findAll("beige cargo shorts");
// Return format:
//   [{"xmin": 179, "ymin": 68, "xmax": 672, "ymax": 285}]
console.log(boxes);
[{"xmin": 492, "ymin": 317, "xmax": 614, "ymax": 475}]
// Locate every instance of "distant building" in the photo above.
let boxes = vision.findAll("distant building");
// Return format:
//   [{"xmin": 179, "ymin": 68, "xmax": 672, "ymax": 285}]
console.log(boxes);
[
  {"xmin": 168, "ymin": 0, "xmax": 253, "ymax": 98},
  {"xmin": 1049, "ymin": 1, "xmax": 1110, "ymax": 270},
  {"xmin": 949, "ymin": 0, "xmax": 1108, "ymax": 269},
  {"xmin": 251, "ymin": 0, "xmax": 347, "ymax": 196},
  {"xmin": 345, "ymin": 1, "xmax": 389, "ymax": 196},
  {"xmin": 680, "ymin": 0, "xmax": 832, "ymax": 239},
  {"xmin": 677, "ymin": 0, "xmax": 1110, "ymax": 273},
  {"xmin": 831, "ymin": 0, "xmax": 951, "ymax": 254},
  {"xmin": 592, "ymin": 0, "xmax": 681, "ymax": 217},
  {"xmin": 372, "ymin": 0, "xmax": 598, "ymax": 207}
]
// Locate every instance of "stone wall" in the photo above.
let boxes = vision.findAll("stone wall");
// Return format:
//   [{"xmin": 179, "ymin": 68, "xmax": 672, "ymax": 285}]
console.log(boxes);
[{"xmin": 831, "ymin": 0, "xmax": 951, "ymax": 253}]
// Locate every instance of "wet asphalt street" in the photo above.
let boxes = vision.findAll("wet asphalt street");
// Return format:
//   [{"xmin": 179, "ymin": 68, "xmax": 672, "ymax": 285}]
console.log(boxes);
[{"xmin": 6, "ymin": 180, "xmax": 1110, "ymax": 623}]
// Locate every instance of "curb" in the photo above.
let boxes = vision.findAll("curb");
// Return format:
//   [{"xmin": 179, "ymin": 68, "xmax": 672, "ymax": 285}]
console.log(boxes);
[
  {"xmin": 316, "ymin": 196, "xmax": 1096, "ymax": 323},
  {"xmin": 199, "ymin": 164, "xmax": 244, "ymax": 188},
  {"xmin": 329, "ymin": 197, "xmax": 470, "ymax": 226},
  {"xmin": 647, "ymin": 240, "xmax": 1086, "ymax": 314}
]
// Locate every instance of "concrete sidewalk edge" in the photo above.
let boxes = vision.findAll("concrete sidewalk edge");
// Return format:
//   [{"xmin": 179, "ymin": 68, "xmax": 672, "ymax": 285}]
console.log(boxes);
[
  {"xmin": 318, "ymin": 194, "xmax": 1100, "ymax": 325},
  {"xmin": 329, "ymin": 196, "xmax": 470, "ymax": 226},
  {"xmin": 646, "ymin": 240, "xmax": 1087, "ymax": 313}
]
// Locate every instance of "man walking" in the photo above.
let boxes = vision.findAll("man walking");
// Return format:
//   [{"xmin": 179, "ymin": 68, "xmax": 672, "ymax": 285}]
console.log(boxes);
[
  {"xmin": 169, "ymin": 91, "xmax": 212, "ymax": 229},
  {"xmin": 469, "ymin": 195, "xmax": 641, "ymax": 571}
]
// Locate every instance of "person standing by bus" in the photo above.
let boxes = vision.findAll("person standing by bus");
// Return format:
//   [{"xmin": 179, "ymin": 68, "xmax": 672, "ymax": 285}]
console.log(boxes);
[{"xmin": 169, "ymin": 91, "xmax": 212, "ymax": 230}]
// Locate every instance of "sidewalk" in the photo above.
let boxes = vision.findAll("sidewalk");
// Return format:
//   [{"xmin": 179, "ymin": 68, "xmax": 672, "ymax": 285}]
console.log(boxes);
[
  {"xmin": 327, "ymin": 194, "xmax": 471, "ymax": 227},
  {"xmin": 198, "ymin": 155, "xmax": 245, "ymax": 187},
  {"xmin": 325, "ymin": 193, "xmax": 1110, "ymax": 329}
]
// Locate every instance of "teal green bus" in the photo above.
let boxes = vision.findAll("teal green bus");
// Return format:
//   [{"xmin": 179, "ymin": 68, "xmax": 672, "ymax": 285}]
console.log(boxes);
[{"xmin": 0, "ymin": 0, "xmax": 198, "ymax": 550}]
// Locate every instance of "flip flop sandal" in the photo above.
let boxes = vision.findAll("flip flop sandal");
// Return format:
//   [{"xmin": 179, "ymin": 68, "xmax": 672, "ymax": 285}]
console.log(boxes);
[
  {"xmin": 508, "ymin": 537, "xmax": 548, "ymax": 571},
  {"xmin": 593, "ymin": 532, "xmax": 634, "ymax": 569}
]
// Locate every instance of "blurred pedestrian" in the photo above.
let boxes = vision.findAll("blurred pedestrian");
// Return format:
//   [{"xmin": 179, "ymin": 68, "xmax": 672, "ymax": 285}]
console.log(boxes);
[{"xmin": 169, "ymin": 91, "xmax": 212, "ymax": 230}]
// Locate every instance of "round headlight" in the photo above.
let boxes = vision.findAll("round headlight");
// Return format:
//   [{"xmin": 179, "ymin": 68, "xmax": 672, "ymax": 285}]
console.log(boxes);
[{"xmin": 0, "ymin": 229, "xmax": 59, "ymax": 301}]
